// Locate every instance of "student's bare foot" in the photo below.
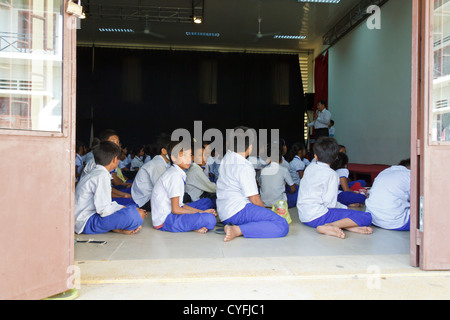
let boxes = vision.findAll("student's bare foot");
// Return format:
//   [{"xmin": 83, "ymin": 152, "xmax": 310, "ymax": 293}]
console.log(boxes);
[
  {"xmin": 112, "ymin": 225, "xmax": 142, "ymax": 235},
  {"xmin": 317, "ymin": 224, "xmax": 346, "ymax": 239},
  {"xmin": 345, "ymin": 226, "xmax": 373, "ymax": 235},
  {"xmin": 195, "ymin": 227, "xmax": 208, "ymax": 234},
  {"xmin": 112, "ymin": 229, "xmax": 133, "ymax": 235},
  {"xmin": 137, "ymin": 208, "xmax": 148, "ymax": 220},
  {"xmin": 224, "ymin": 225, "xmax": 243, "ymax": 242}
]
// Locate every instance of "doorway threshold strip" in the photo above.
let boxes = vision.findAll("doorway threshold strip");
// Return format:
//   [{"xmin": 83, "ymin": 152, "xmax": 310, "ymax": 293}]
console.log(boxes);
[{"xmin": 80, "ymin": 271, "xmax": 450, "ymax": 285}]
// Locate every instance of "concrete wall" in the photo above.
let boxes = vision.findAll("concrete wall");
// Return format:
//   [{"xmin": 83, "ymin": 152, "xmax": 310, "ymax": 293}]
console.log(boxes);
[{"xmin": 328, "ymin": 0, "xmax": 412, "ymax": 165}]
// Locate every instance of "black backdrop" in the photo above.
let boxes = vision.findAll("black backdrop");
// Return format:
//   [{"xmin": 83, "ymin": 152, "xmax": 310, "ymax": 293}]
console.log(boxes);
[{"xmin": 76, "ymin": 47, "xmax": 306, "ymax": 150}]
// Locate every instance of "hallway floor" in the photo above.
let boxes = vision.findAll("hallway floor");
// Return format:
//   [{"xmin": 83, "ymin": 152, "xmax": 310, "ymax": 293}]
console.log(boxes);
[{"xmin": 73, "ymin": 208, "xmax": 450, "ymax": 300}]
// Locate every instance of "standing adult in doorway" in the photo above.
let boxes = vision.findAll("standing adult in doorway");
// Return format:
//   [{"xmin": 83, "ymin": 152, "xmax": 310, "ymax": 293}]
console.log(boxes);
[{"xmin": 306, "ymin": 100, "xmax": 332, "ymax": 140}]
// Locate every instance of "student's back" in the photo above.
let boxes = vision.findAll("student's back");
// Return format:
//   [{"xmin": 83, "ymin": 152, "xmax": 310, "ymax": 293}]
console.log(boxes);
[
  {"xmin": 365, "ymin": 165, "xmax": 410, "ymax": 230},
  {"xmin": 150, "ymin": 164, "xmax": 185, "ymax": 228},
  {"xmin": 216, "ymin": 150, "xmax": 258, "ymax": 222},
  {"xmin": 297, "ymin": 161, "xmax": 342, "ymax": 223},
  {"xmin": 260, "ymin": 162, "xmax": 293, "ymax": 207},
  {"xmin": 131, "ymin": 155, "xmax": 170, "ymax": 208}
]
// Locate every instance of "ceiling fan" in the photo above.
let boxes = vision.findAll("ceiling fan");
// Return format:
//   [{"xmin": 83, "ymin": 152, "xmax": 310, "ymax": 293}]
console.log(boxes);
[
  {"xmin": 138, "ymin": 15, "xmax": 166, "ymax": 39},
  {"xmin": 250, "ymin": 2, "xmax": 280, "ymax": 42}
]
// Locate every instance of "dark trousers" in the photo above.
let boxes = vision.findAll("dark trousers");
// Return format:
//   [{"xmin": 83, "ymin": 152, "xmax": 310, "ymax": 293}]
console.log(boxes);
[{"xmin": 315, "ymin": 128, "xmax": 329, "ymax": 140}]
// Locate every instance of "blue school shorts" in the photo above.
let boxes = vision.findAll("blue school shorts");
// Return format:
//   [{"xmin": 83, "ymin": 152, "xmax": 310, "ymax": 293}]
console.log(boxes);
[
  {"xmin": 83, "ymin": 205, "xmax": 144, "ymax": 234},
  {"xmin": 160, "ymin": 198, "xmax": 217, "ymax": 233},
  {"xmin": 222, "ymin": 203, "xmax": 289, "ymax": 239},
  {"xmin": 303, "ymin": 208, "xmax": 372, "ymax": 228}
]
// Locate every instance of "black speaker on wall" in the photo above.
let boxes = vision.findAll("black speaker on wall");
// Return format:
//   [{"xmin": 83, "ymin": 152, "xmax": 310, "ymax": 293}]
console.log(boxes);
[{"xmin": 304, "ymin": 93, "xmax": 315, "ymax": 111}]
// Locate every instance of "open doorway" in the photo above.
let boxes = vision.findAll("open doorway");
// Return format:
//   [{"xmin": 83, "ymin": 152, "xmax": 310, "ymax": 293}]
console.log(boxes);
[{"xmin": 74, "ymin": 1, "xmax": 412, "ymax": 268}]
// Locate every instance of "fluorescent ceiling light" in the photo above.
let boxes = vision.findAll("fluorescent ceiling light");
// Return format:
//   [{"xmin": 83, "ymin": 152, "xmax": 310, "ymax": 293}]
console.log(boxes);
[
  {"xmin": 193, "ymin": 17, "xmax": 203, "ymax": 24},
  {"xmin": 298, "ymin": 0, "xmax": 340, "ymax": 3},
  {"xmin": 274, "ymin": 35, "xmax": 307, "ymax": 40},
  {"xmin": 99, "ymin": 28, "xmax": 135, "ymax": 33},
  {"xmin": 186, "ymin": 32, "xmax": 220, "ymax": 37}
]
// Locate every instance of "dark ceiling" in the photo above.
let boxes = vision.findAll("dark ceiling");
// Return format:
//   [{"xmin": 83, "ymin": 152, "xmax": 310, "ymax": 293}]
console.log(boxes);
[{"xmin": 76, "ymin": 0, "xmax": 363, "ymax": 53}]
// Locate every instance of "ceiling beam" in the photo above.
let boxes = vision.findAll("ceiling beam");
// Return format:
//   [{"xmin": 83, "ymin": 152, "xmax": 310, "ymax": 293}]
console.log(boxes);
[
  {"xmin": 83, "ymin": 0, "xmax": 204, "ymax": 23},
  {"xmin": 322, "ymin": 0, "xmax": 389, "ymax": 47}
]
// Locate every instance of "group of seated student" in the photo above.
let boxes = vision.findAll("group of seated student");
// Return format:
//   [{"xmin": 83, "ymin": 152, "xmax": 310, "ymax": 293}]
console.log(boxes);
[{"xmin": 74, "ymin": 126, "xmax": 411, "ymax": 241}]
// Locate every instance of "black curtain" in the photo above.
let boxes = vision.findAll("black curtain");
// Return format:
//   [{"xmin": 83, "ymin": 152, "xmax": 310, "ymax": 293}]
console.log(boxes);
[{"xmin": 76, "ymin": 47, "xmax": 305, "ymax": 149}]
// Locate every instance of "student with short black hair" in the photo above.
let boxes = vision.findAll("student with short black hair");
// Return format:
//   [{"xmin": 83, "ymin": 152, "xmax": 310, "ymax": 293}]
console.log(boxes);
[
  {"xmin": 185, "ymin": 143, "xmax": 217, "ymax": 204},
  {"xmin": 131, "ymin": 133, "xmax": 171, "ymax": 211},
  {"xmin": 216, "ymin": 126, "xmax": 290, "ymax": 242},
  {"xmin": 330, "ymin": 152, "xmax": 367, "ymax": 207},
  {"xmin": 81, "ymin": 129, "xmax": 132, "ymax": 198},
  {"xmin": 151, "ymin": 140, "xmax": 217, "ymax": 233},
  {"xmin": 260, "ymin": 144, "xmax": 295, "ymax": 208},
  {"xmin": 130, "ymin": 145, "xmax": 145, "ymax": 172},
  {"xmin": 365, "ymin": 159, "xmax": 411, "ymax": 231},
  {"xmin": 297, "ymin": 137, "xmax": 373, "ymax": 239},
  {"xmin": 74, "ymin": 141, "xmax": 147, "ymax": 235},
  {"xmin": 75, "ymin": 140, "xmax": 87, "ymax": 181}
]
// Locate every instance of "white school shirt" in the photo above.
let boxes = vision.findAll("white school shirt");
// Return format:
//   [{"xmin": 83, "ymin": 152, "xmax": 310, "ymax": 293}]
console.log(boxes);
[
  {"xmin": 216, "ymin": 151, "xmax": 259, "ymax": 221},
  {"xmin": 365, "ymin": 166, "xmax": 411, "ymax": 230},
  {"xmin": 131, "ymin": 155, "xmax": 170, "ymax": 207},
  {"xmin": 150, "ymin": 164, "xmax": 186, "ymax": 228},
  {"xmin": 308, "ymin": 109, "xmax": 332, "ymax": 129},
  {"xmin": 130, "ymin": 156, "xmax": 144, "ymax": 171},
  {"xmin": 296, "ymin": 161, "xmax": 347, "ymax": 223},
  {"xmin": 335, "ymin": 167, "xmax": 350, "ymax": 194},
  {"xmin": 329, "ymin": 126, "xmax": 336, "ymax": 137},
  {"xmin": 204, "ymin": 155, "xmax": 221, "ymax": 180},
  {"xmin": 288, "ymin": 156, "xmax": 306, "ymax": 185},
  {"xmin": 186, "ymin": 162, "xmax": 217, "ymax": 201},
  {"xmin": 280, "ymin": 156, "xmax": 289, "ymax": 169},
  {"xmin": 260, "ymin": 162, "xmax": 294, "ymax": 207},
  {"xmin": 81, "ymin": 151, "xmax": 95, "ymax": 179},
  {"xmin": 75, "ymin": 153, "xmax": 84, "ymax": 175},
  {"xmin": 303, "ymin": 158, "xmax": 311, "ymax": 167},
  {"xmin": 74, "ymin": 165, "xmax": 124, "ymax": 234}
]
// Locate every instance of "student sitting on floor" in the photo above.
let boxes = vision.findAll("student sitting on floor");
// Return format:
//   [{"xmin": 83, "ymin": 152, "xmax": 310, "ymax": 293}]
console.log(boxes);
[
  {"xmin": 286, "ymin": 142, "xmax": 306, "ymax": 185},
  {"xmin": 365, "ymin": 159, "xmax": 411, "ymax": 231},
  {"xmin": 131, "ymin": 134, "xmax": 171, "ymax": 211},
  {"xmin": 185, "ymin": 144, "xmax": 217, "ymax": 206},
  {"xmin": 330, "ymin": 152, "xmax": 367, "ymax": 207},
  {"xmin": 260, "ymin": 144, "xmax": 296, "ymax": 208},
  {"xmin": 82, "ymin": 130, "xmax": 133, "ymax": 204},
  {"xmin": 284, "ymin": 142, "xmax": 306, "ymax": 208},
  {"xmin": 74, "ymin": 141, "xmax": 147, "ymax": 235},
  {"xmin": 151, "ymin": 140, "xmax": 217, "ymax": 234},
  {"xmin": 279, "ymin": 138, "xmax": 290, "ymax": 170},
  {"xmin": 130, "ymin": 145, "xmax": 145, "ymax": 172},
  {"xmin": 75, "ymin": 140, "xmax": 87, "ymax": 182},
  {"xmin": 296, "ymin": 137, "xmax": 373, "ymax": 239},
  {"xmin": 216, "ymin": 126, "xmax": 289, "ymax": 242},
  {"xmin": 203, "ymin": 142, "xmax": 221, "ymax": 183}
]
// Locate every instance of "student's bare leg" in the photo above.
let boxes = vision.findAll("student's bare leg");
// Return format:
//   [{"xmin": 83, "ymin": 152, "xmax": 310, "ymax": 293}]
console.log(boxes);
[
  {"xmin": 317, "ymin": 224, "xmax": 346, "ymax": 239},
  {"xmin": 317, "ymin": 218, "xmax": 372, "ymax": 238},
  {"xmin": 331, "ymin": 217, "xmax": 373, "ymax": 234},
  {"xmin": 224, "ymin": 224, "xmax": 243, "ymax": 242}
]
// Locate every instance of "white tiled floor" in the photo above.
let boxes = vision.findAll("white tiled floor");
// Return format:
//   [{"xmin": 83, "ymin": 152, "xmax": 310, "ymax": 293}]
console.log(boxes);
[
  {"xmin": 73, "ymin": 208, "xmax": 450, "ymax": 300},
  {"xmin": 75, "ymin": 207, "xmax": 410, "ymax": 261}
]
